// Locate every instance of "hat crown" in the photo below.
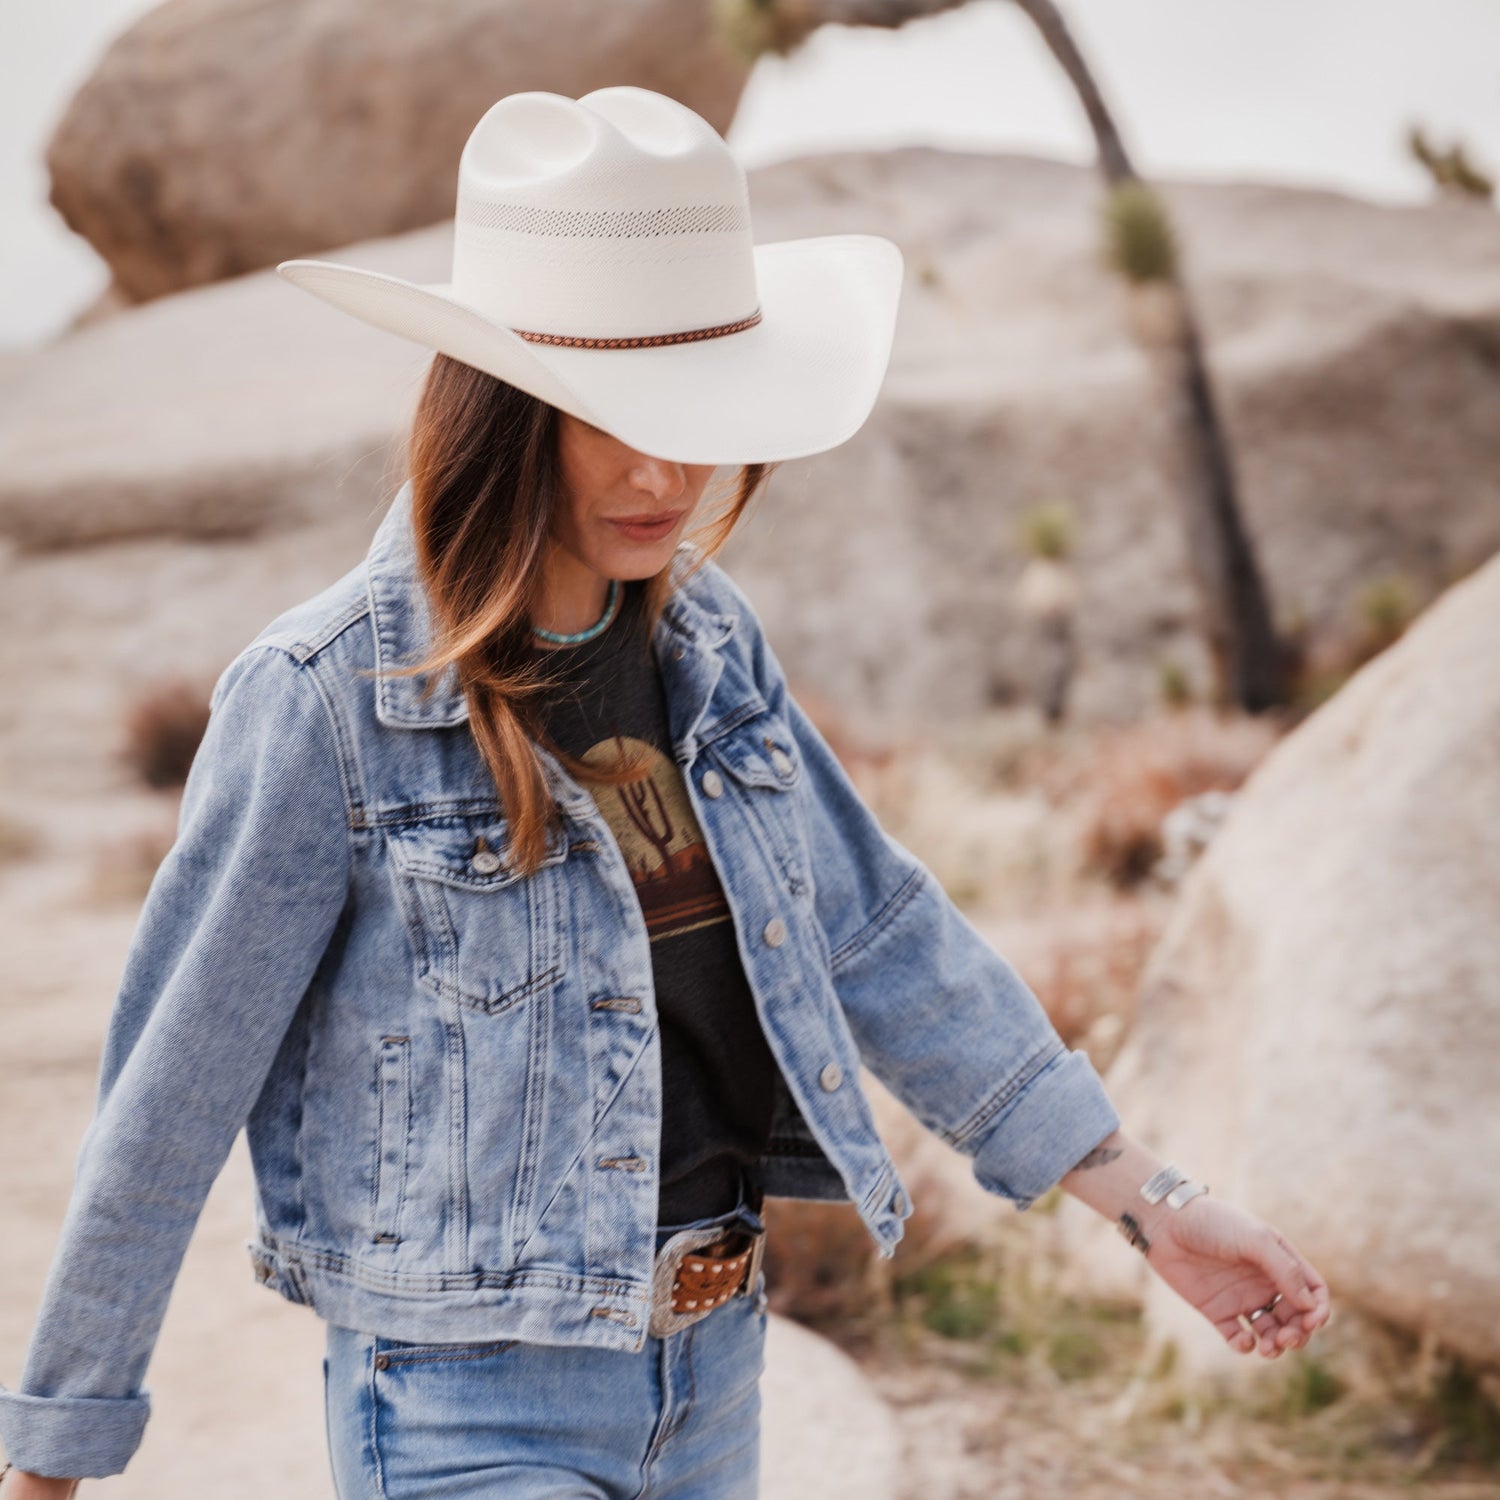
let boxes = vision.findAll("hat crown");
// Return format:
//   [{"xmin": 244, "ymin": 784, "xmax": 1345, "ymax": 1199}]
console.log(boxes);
[{"xmin": 448, "ymin": 87, "xmax": 758, "ymax": 341}]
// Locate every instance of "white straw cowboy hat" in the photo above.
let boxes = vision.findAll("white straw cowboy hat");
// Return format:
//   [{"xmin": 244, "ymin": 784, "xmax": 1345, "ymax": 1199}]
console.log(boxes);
[{"xmin": 276, "ymin": 85, "xmax": 904, "ymax": 467}]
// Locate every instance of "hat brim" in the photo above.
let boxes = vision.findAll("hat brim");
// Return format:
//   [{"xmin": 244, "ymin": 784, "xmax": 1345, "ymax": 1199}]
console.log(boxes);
[{"xmin": 276, "ymin": 235, "xmax": 903, "ymax": 466}]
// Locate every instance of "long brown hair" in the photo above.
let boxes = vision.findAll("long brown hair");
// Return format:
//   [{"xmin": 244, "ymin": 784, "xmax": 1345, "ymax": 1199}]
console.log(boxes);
[{"xmin": 375, "ymin": 353, "xmax": 776, "ymax": 877}]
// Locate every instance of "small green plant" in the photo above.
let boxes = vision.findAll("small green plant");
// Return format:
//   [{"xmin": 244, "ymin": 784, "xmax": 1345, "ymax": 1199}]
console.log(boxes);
[
  {"xmin": 1288, "ymin": 662, "xmax": 1353, "ymax": 715},
  {"xmin": 1158, "ymin": 657, "xmax": 1193, "ymax": 708},
  {"xmin": 1257, "ymin": 1354, "xmax": 1347, "ymax": 1421},
  {"xmin": 711, "ymin": 0, "xmax": 789, "ymax": 62},
  {"xmin": 1420, "ymin": 1354, "xmax": 1500, "ymax": 1466},
  {"xmin": 1409, "ymin": 123, "xmax": 1495, "ymax": 200},
  {"xmin": 1355, "ymin": 571, "xmax": 1418, "ymax": 648},
  {"xmin": 1102, "ymin": 180, "xmax": 1178, "ymax": 285},
  {"xmin": 1048, "ymin": 1326, "xmax": 1108, "ymax": 1381},
  {"xmin": 1018, "ymin": 500, "xmax": 1076, "ymax": 561},
  {"xmin": 895, "ymin": 1248, "xmax": 1004, "ymax": 1342}
]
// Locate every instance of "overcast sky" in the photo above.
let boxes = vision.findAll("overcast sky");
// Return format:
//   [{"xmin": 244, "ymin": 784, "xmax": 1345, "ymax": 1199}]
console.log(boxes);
[{"xmin": 3, "ymin": 0, "xmax": 1497, "ymax": 350}]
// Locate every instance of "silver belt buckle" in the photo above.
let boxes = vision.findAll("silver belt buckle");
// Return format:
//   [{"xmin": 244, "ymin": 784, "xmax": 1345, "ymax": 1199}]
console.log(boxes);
[{"xmin": 648, "ymin": 1222, "xmax": 765, "ymax": 1339}]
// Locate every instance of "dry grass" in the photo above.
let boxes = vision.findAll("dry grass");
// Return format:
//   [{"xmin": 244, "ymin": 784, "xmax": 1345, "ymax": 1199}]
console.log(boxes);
[{"xmin": 774, "ymin": 1168, "xmax": 1500, "ymax": 1498}]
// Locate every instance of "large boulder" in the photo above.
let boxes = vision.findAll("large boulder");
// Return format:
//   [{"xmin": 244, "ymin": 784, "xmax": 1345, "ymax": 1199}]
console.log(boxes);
[
  {"xmin": 1055, "ymin": 547, "xmax": 1500, "ymax": 1372},
  {"xmin": 47, "ymin": 0, "xmax": 751, "ymax": 302}
]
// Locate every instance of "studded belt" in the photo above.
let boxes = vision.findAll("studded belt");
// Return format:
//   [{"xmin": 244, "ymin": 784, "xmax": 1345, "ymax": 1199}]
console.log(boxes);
[{"xmin": 647, "ymin": 1219, "xmax": 766, "ymax": 1338}]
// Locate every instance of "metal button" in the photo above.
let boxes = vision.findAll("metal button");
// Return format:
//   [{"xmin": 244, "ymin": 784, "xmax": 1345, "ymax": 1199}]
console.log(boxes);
[
  {"xmin": 672, "ymin": 646, "xmax": 685, "ymax": 660},
  {"xmin": 701, "ymin": 769, "xmax": 724, "ymax": 799},
  {"xmin": 770, "ymin": 747, "xmax": 793, "ymax": 775},
  {"xmin": 762, "ymin": 917, "xmax": 786, "ymax": 947},
  {"xmin": 819, "ymin": 1062, "xmax": 843, "ymax": 1091},
  {"xmin": 470, "ymin": 849, "xmax": 504, "ymax": 875},
  {"xmin": 892, "ymin": 1188, "xmax": 909, "ymax": 1216}
]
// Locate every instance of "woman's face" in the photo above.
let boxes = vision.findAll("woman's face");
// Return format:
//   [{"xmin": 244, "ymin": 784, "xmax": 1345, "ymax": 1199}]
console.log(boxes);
[{"xmin": 553, "ymin": 410, "xmax": 717, "ymax": 581}]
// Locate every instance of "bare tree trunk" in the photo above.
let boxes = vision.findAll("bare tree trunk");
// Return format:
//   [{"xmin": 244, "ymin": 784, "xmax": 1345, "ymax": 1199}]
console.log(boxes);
[
  {"xmin": 735, "ymin": 0, "xmax": 1288, "ymax": 710},
  {"xmin": 1012, "ymin": 0, "xmax": 1286, "ymax": 710}
]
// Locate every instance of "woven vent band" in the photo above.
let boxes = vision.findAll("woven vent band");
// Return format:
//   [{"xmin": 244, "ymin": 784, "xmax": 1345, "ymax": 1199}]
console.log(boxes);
[
  {"xmin": 512, "ymin": 308, "xmax": 763, "ymax": 349},
  {"xmin": 459, "ymin": 201, "xmax": 750, "ymax": 238}
]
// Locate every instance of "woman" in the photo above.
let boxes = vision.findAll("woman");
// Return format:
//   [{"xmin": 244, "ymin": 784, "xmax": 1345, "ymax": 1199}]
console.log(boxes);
[{"xmin": 0, "ymin": 87, "xmax": 1329, "ymax": 1498}]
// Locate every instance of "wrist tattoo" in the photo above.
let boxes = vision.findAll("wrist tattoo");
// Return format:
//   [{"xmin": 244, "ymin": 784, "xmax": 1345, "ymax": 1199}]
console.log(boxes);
[
  {"xmin": 1072, "ymin": 1143, "xmax": 1123, "ymax": 1171},
  {"xmin": 1117, "ymin": 1210, "xmax": 1152, "ymax": 1256}
]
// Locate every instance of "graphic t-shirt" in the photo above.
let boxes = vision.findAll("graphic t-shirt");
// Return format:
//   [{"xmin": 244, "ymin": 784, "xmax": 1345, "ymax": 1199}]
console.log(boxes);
[{"xmin": 522, "ymin": 578, "xmax": 776, "ymax": 1226}]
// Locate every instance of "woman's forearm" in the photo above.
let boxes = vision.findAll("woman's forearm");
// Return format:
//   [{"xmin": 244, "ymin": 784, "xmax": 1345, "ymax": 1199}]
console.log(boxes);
[{"xmin": 1056, "ymin": 1127, "xmax": 1192, "ymax": 1252}]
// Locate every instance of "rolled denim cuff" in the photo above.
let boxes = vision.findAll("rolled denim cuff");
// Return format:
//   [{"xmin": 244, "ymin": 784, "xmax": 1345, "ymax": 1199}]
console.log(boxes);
[
  {"xmin": 967, "ymin": 1047, "xmax": 1123, "ymax": 1211},
  {"xmin": 0, "ymin": 1383, "xmax": 150, "ymax": 1478}
]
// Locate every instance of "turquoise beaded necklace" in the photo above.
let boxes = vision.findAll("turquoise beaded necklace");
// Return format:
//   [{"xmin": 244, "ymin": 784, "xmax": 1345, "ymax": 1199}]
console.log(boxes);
[{"xmin": 530, "ymin": 576, "xmax": 622, "ymax": 646}]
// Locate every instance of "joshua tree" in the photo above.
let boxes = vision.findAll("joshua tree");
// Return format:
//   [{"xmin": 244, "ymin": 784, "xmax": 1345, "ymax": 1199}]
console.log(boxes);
[{"xmin": 716, "ymin": 0, "xmax": 1289, "ymax": 711}]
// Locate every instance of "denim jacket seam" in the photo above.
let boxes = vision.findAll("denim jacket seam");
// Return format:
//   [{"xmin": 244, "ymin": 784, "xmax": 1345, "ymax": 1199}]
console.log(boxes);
[
  {"xmin": 294, "ymin": 648, "xmax": 367, "ymax": 831},
  {"xmin": 944, "ymin": 1035, "xmax": 1068, "ymax": 1151},
  {"xmin": 239, "ymin": 639, "xmax": 366, "ymax": 842},
  {"xmin": 280, "ymin": 596, "xmax": 372, "ymax": 665},
  {"xmin": 826, "ymin": 863, "xmax": 928, "ymax": 976}
]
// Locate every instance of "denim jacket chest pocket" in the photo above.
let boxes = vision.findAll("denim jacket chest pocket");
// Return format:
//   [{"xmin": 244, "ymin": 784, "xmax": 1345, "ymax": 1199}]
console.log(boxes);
[
  {"xmin": 386, "ymin": 813, "xmax": 571, "ymax": 1015},
  {"xmin": 700, "ymin": 709, "xmax": 810, "ymax": 893}
]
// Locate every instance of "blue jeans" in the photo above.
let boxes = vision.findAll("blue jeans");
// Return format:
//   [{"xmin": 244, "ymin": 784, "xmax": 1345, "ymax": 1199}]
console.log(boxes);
[{"xmin": 322, "ymin": 1193, "xmax": 769, "ymax": 1498}]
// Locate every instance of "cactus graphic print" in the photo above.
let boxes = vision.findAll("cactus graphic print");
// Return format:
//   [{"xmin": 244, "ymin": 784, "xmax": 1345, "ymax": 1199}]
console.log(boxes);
[{"xmin": 523, "ymin": 581, "xmax": 778, "ymax": 1225}]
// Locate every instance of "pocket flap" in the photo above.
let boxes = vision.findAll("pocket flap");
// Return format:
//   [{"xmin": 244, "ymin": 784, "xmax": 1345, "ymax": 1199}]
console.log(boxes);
[
  {"xmin": 387, "ymin": 815, "xmax": 570, "ymax": 891},
  {"xmin": 707, "ymin": 715, "xmax": 802, "ymax": 792}
]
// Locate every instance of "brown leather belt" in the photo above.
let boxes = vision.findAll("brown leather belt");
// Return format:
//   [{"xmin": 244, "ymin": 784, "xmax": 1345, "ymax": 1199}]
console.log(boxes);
[{"xmin": 648, "ymin": 1221, "xmax": 766, "ymax": 1338}]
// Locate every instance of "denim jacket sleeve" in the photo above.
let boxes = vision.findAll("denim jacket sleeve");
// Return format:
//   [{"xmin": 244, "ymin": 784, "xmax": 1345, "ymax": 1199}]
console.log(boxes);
[
  {"xmin": 719, "ymin": 568, "xmax": 1122, "ymax": 1210},
  {"xmin": 0, "ymin": 643, "xmax": 352, "ymax": 1479}
]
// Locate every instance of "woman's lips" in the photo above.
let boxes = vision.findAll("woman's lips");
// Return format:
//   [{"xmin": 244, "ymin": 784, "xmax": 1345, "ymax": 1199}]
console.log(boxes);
[{"xmin": 607, "ymin": 512, "xmax": 684, "ymax": 542}]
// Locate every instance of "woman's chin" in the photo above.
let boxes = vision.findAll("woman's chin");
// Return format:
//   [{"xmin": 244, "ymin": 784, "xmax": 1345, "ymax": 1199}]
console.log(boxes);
[{"xmin": 595, "ymin": 535, "xmax": 683, "ymax": 579}]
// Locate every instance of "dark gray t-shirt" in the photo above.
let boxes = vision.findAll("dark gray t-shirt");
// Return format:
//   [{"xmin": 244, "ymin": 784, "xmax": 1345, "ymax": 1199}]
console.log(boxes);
[{"xmin": 522, "ymin": 579, "xmax": 775, "ymax": 1226}]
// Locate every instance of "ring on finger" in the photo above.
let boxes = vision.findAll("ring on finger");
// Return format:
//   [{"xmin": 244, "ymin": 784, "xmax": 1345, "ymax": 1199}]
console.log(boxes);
[{"xmin": 1247, "ymin": 1293, "xmax": 1283, "ymax": 1322}]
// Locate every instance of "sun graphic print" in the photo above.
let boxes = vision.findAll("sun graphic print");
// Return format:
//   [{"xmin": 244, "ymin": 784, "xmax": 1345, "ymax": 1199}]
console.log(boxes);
[{"xmin": 580, "ymin": 735, "xmax": 732, "ymax": 944}]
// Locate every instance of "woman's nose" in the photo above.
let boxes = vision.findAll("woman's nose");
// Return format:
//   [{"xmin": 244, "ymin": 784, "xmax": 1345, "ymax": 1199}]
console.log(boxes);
[{"xmin": 628, "ymin": 454, "xmax": 687, "ymax": 499}]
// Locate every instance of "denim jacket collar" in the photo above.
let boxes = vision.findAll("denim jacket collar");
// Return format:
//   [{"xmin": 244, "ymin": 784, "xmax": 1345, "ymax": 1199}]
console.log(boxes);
[{"xmin": 364, "ymin": 480, "xmax": 741, "ymax": 762}]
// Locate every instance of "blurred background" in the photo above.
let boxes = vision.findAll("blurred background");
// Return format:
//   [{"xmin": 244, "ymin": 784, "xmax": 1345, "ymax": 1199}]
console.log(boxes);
[{"xmin": 2, "ymin": 2, "xmax": 1497, "ymax": 1497}]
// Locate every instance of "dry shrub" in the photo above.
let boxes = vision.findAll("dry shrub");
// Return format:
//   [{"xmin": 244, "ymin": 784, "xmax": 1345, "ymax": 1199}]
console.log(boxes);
[
  {"xmin": 761, "ymin": 1199, "xmax": 883, "ymax": 1332},
  {"xmin": 120, "ymin": 675, "xmax": 213, "ymax": 789},
  {"xmin": 1068, "ymin": 708, "xmax": 1282, "ymax": 888},
  {"xmin": 0, "ymin": 812, "xmax": 42, "ymax": 863}
]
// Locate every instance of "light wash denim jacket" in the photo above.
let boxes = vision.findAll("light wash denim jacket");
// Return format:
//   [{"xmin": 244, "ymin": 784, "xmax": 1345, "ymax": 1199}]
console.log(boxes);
[{"xmin": 0, "ymin": 479, "xmax": 1120, "ymax": 1477}]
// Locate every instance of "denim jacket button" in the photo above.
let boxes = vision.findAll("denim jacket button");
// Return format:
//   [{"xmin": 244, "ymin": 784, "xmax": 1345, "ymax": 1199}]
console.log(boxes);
[
  {"xmin": 892, "ymin": 1189, "xmax": 909, "ymax": 1216},
  {"xmin": 470, "ymin": 850, "xmax": 504, "ymax": 875},
  {"xmin": 818, "ymin": 1062, "xmax": 842, "ymax": 1091},
  {"xmin": 770, "ymin": 747, "xmax": 793, "ymax": 775},
  {"xmin": 762, "ymin": 917, "xmax": 786, "ymax": 947},
  {"xmin": 701, "ymin": 769, "xmax": 724, "ymax": 799}
]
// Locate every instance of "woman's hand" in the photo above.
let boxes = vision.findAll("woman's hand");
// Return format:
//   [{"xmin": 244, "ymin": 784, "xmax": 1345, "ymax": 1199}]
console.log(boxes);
[
  {"xmin": 1142, "ymin": 1194, "xmax": 1332, "ymax": 1357},
  {"xmin": 0, "ymin": 1469, "xmax": 82, "ymax": 1499}
]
